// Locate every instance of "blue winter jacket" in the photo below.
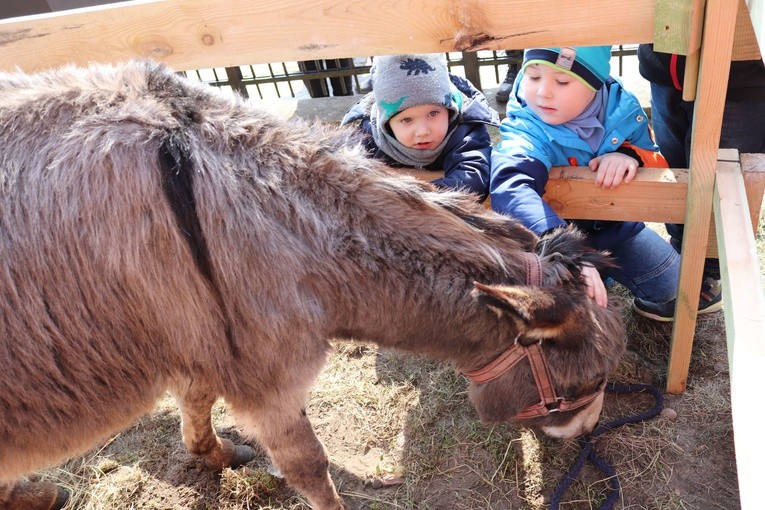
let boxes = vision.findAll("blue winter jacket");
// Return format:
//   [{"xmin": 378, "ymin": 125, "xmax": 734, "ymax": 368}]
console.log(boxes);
[
  {"xmin": 341, "ymin": 74, "xmax": 499, "ymax": 201},
  {"xmin": 491, "ymin": 74, "xmax": 661, "ymax": 250}
]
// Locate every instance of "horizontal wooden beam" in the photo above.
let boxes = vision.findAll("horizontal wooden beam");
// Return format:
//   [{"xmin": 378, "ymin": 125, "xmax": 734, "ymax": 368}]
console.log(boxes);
[
  {"xmin": 402, "ymin": 166, "xmax": 718, "ymax": 257},
  {"xmin": 403, "ymin": 166, "xmax": 693, "ymax": 224},
  {"xmin": 397, "ymin": 156, "xmax": 765, "ymax": 229},
  {"xmin": 0, "ymin": 0, "xmax": 658, "ymax": 73},
  {"xmin": 398, "ymin": 153, "xmax": 765, "ymax": 261},
  {"xmin": 545, "ymin": 166, "xmax": 689, "ymax": 223}
]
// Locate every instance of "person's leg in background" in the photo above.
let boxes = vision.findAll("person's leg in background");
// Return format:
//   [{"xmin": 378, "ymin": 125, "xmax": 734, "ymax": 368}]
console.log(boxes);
[
  {"xmin": 353, "ymin": 56, "xmax": 372, "ymax": 94},
  {"xmin": 324, "ymin": 58, "xmax": 355, "ymax": 96},
  {"xmin": 647, "ymin": 82, "xmax": 709, "ymax": 274},
  {"xmin": 636, "ymin": 85, "xmax": 765, "ymax": 320},
  {"xmin": 495, "ymin": 50, "xmax": 524, "ymax": 103},
  {"xmin": 298, "ymin": 60, "xmax": 330, "ymax": 98},
  {"xmin": 636, "ymin": 82, "xmax": 722, "ymax": 320},
  {"xmin": 652, "ymin": 84, "xmax": 765, "ymax": 278}
]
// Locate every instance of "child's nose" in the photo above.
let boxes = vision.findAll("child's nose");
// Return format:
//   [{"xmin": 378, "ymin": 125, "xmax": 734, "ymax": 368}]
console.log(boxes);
[{"xmin": 537, "ymin": 80, "xmax": 552, "ymax": 97}]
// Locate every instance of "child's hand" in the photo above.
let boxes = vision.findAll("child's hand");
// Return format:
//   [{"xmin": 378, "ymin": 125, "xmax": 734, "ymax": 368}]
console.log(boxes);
[
  {"xmin": 588, "ymin": 153, "xmax": 638, "ymax": 188},
  {"xmin": 580, "ymin": 265, "xmax": 608, "ymax": 308}
]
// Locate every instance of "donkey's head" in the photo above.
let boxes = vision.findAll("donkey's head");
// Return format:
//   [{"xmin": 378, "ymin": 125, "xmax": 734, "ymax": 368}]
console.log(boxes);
[{"xmin": 465, "ymin": 228, "xmax": 626, "ymax": 439}]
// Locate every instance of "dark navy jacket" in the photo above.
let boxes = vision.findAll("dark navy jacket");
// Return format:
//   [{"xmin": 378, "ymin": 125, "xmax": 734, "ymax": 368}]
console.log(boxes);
[
  {"xmin": 638, "ymin": 43, "xmax": 765, "ymax": 102},
  {"xmin": 341, "ymin": 74, "xmax": 499, "ymax": 201}
]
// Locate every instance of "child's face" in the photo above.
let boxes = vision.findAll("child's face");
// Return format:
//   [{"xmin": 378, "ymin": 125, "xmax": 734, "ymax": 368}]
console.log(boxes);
[
  {"xmin": 520, "ymin": 63, "xmax": 597, "ymax": 125},
  {"xmin": 388, "ymin": 104, "xmax": 450, "ymax": 150}
]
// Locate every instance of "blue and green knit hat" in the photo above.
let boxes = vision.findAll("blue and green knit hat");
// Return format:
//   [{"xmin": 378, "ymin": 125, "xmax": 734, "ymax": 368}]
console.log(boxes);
[
  {"xmin": 522, "ymin": 46, "xmax": 612, "ymax": 91},
  {"xmin": 370, "ymin": 53, "xmax": 462, "ymax": 124}
]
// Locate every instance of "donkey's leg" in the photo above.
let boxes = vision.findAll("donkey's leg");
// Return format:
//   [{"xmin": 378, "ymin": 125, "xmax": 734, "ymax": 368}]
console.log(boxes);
[
  {"xmin": 169, "ymin": 379, "xmax": 256, "ymax": 470},
  {"xmin": 0, "ymin": 480, "xmax": 68, "ymax": 510},
  {"xmin": 252, "ymin": 408, "xmax": 345, "ymax": 510}
]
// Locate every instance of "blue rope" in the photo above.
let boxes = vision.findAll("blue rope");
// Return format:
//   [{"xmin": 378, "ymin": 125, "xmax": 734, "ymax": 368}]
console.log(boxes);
[{"xmin": 549, "ymin": 382, "xmax": 664, "ymax": 509}]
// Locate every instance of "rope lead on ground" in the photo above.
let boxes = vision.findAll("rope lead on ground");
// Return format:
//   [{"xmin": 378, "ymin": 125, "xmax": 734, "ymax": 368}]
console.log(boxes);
[{"xmin": 550, "ymin": 382, "xmax": 665, "ymax": 510}]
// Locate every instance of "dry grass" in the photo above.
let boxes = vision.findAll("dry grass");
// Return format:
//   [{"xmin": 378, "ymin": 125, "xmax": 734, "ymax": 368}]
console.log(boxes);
[{"xmin": 31, "ymin": 212, "xmax": 763, "ymax": 509}]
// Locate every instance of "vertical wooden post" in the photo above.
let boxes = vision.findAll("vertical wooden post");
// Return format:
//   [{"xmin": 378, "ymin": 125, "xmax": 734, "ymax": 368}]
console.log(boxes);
[{"xmin": 665, "ymin": 0, "xmax": 739, "ymax": 393}]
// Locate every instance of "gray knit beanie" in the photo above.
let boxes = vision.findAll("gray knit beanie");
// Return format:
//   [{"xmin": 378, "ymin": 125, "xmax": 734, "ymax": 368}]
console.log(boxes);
[{"xmin": 370, "ymin": 53, "xmax": 460, "ymax": 125}]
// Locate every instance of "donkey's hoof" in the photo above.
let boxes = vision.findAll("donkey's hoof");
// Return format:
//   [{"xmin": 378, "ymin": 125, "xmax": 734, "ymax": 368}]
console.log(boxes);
[
  {"xmin": 52, "ymin": 487, "xmax": 69, "ymax": 510},
  {"xmin": 204, "ymin": 438, "xmax": 257, "ymax": 470},
  {"xmin": 1, "ymin": 481, "xmax": 68, "ymax": 510},
  {"xmin": 230, "ymin": 444, "xmax": 257, "ymax": 468}
]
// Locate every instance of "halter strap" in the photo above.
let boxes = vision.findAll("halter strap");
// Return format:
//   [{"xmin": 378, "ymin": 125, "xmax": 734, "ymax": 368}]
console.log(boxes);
[
  {"xmin": 462, "ymin": 338, "xmax": 526, "ymax": 384},
  {"xmin": 520, "ymin": 252, "xmax": 543, "ymax": 286}
]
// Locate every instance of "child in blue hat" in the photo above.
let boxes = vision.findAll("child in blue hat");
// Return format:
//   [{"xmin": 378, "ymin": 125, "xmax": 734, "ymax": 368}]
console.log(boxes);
[
  {"xmin": 491, "ymin": 46, "xmax": 721, "ymax": 319},
  {"xmin": 342, "ymin": 53, "xmax": 499, "ymax": 201}
]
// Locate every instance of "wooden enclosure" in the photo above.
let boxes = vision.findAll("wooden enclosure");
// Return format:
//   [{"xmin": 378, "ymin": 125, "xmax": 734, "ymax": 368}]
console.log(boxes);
[{"xmin": 1, "ymin": 0, "xmax": 763, "ymax": 507}]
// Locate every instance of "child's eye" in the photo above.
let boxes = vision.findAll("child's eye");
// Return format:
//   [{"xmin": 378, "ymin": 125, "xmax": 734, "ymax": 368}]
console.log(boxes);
[
  {"xmin": 556, "ymin": 80, "xmax": 570, "ymax": 86},
  {"xmin": 428, "ymin": 109, "xmax": 440, "ymax": 117},
  {"xmin": 398, "ymin": 117, "xmax": 412, "ymax": 124},
  {"xmin": 526, "ymin": 75, "xmax": 540, "ymax": 81}
]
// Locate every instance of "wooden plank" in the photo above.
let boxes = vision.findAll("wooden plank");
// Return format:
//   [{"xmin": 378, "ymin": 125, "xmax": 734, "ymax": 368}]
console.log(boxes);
[
  {"xmin": 665, "ymin": 0, "xmax": 739, "ymax": 395},
  {"xmin": 396, "ymin": 166, "xmax": 736, "ymax": 259},
  {"xmin": 739, "ymin": 153, "xmax": 765, "ymax": 231},
  {"xmin": 652, "ymin": 0, "xmax": 760, "ymax": 60},
  {"xmin": 743, "ymin": 0, "xmax": 765, "ymax": 57},
  {"xmin": 682, "ymin": 0, "xmax": 705, "ymax": 101},
  {"xmin": 733, "ymin": 0, "xmax": 763, "ymax": 60},
  {"xmin": 398, "ymin": 166, "xmax": 691, "ymax": 224},
  {"xmin": 545, "ymin": 167, "xmax": 689, "ymax": 223},
  {"xmin": 713, "ymin": 159, "xmax": 765, "ymax": 510},
  {"xmin": 653, "ymin": 0, "xmax": 705, "ymax": 55},
  {"xmin": 0, "ymin": 0, "xmax": 658, "ymax": 73}
]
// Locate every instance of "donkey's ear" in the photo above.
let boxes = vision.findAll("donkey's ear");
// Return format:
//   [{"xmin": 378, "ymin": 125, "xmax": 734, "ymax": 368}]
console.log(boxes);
[
  {"xmin": 472, "ymin": 282, "xmax": 569, "ymax": 340},
  {"xmin": 472, "ymin": 282, "xmax": 541, "ymax": 324}
]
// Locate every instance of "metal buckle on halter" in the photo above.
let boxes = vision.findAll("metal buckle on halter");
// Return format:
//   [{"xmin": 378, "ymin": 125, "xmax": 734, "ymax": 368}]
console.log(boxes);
[{"xmin": 545, "ymin": 398, "xmax": 565, "ymax": 413}]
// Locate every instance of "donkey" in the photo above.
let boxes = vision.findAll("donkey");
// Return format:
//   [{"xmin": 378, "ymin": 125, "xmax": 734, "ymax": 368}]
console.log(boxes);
[{"xmin": 0, "ymin": 60, "xmax": 626, "ymax": 510}]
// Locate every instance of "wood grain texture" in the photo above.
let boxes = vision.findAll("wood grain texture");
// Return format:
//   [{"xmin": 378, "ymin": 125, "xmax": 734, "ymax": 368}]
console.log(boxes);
[
  {"xmin": 0, "ymin": 0, "xmax": 657, "ymax": 72},
  {"xmin": 743, "ymin": 0, "xmax": 765, "ymax": 57},
  {"xmin": 714, "ymin": 159, "xmax": 765, "ymax": 510},
  {"xmin": 733, "ymin": 0, "xmax": 763, "ymax": 60},
  {"xmin": 666, "ymin": 0, "xmax": 741, "ymax": 394}
]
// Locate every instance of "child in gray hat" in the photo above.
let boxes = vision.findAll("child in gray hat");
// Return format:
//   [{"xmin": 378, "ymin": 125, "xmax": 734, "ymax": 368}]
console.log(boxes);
[{"xmin": 341, "ymin": 53, "xmax": 499, "ymax": 201}]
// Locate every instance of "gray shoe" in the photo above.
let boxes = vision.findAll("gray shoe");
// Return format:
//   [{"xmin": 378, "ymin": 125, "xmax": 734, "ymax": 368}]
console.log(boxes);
[{"xmin": 632, "ymin": 276, "xmax": 723, "ymax": 322}]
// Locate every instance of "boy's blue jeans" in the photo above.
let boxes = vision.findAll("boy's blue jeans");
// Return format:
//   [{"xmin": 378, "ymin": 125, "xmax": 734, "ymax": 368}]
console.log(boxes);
[
  {"xmin": 602, "ymin": 226, "xmax": 680, "ymax": 303},
  {"xmin": 649, "ymin": 83, "xmax": 765, "ymax": 279}
]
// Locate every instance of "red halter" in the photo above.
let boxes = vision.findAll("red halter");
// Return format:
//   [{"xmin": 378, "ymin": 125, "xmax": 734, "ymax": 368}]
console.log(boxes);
[{"xmin": 463, "ymin": 252, "xmax": 606, "ymax": 421}]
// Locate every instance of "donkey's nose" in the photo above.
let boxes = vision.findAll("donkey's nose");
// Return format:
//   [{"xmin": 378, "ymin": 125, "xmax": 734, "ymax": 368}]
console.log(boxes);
[{"xmin": 541, "ymin": 392, "xmax": 604, "ymax": 439}]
